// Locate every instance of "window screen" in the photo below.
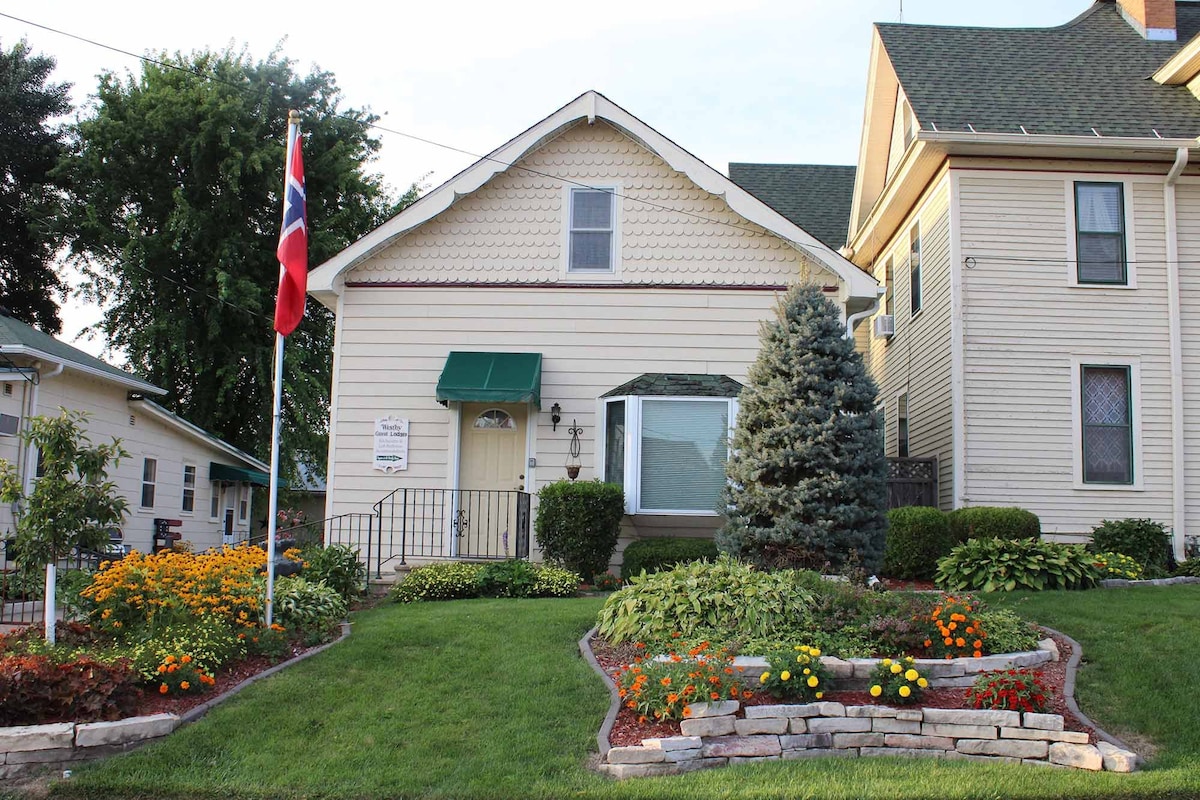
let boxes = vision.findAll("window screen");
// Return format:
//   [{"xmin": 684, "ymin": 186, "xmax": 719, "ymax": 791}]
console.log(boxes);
[
  {"xmin": 569, "ymin": 189, "xmax": 613, "ymax": 271},
  {"xmin": 639, "ymin": 399, "xmax": 729, "ymax": 512}
]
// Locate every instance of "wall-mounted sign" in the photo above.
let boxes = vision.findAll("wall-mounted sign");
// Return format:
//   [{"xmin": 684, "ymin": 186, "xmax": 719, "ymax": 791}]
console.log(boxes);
[{"xmin": 373, "ymin": 417, "xmax": 410, "ymax": 472}]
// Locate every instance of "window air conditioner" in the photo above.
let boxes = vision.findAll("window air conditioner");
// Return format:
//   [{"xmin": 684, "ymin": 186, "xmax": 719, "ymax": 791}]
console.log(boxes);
[{"xmin": 873, "ymin": 314, "xmax": 896, "ymax": 338}]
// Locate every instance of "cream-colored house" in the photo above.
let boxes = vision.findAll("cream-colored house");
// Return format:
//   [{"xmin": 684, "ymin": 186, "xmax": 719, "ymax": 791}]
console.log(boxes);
[
  {"xmin": 310, "ymin": 91, "xmax": 880, "ymax": 571},
  {"xmin": 1, "ymin": 311, "xmax": 271, "ymax": 558},
  {"xmin": 847, "ymin": 0, "xmax": 1200, "ymax": 558}
]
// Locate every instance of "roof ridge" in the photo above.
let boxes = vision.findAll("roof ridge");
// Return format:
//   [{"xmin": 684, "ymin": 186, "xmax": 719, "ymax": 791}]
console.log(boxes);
[
  {"xmin": 875, "ymin": 1, "xmax": 1106, "ymax": 36},
  {"xmin": 729, "ymin": 162, "xmax": 855, "ymax": 169}
]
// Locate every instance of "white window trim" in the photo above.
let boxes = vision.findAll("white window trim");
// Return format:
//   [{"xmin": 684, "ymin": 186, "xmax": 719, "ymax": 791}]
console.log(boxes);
[
  {"xmin": 909, "ymin": 221, "xmax": 923, "ymax": 318},
  {"xmin": 599, "ymin": 394, "xmax": 737, "ymax": 516},
  {"xmin": 238, "ymin": 484, "xmax": 251, "ymax": 524},
  {"xmin": 1065, "ymin": 177, "xmax": 1137, "ymax": 290},
  {"xmin": 1070, "ymin": 356, "xmax": 1143, "ymax": 491},
  {"xmin": 561, "ymin": 183, "xmax": 622, "ymax": 280},
  {"xmin": 181, "ymin": 463, "xmax": 197, "ymax": 516},
  {"xmin": 138, "ymin": 456, "xmax": 158, "ymax": 511}
]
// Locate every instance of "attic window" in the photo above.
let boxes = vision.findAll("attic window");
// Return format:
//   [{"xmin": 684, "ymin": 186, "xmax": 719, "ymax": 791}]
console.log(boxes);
[{"xmin": 568, "ymin": 188, "xmax": 615, "ymax": 273}]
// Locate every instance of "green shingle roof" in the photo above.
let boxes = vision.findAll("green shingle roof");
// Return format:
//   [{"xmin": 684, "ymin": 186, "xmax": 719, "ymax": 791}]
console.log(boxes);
[
  {"xmin": 877, "ymin": 1, "xmax": 1200, "ymax": 139},
  {"xmin": 728, "ymin": 163, "xmax": 856, "ymax": 249},
  {"xmin": 602, "ymin": 374, "xmax": 743, "ymax": 398},
  {"xmin": 0, "ymin": 311, "xmax": 162, "ymax": 392}
]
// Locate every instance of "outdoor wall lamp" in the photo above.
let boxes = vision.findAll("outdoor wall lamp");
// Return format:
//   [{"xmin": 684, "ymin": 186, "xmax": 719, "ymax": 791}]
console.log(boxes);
[{"xmin": 550, "ymin": 402, "xmax": 562, "ymax": 431}]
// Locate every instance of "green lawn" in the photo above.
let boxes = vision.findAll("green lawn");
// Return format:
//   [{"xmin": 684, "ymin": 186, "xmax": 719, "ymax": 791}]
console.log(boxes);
[{"xmin": 38, "ymin": 585, "xmax": 1200, "ymax": 800}]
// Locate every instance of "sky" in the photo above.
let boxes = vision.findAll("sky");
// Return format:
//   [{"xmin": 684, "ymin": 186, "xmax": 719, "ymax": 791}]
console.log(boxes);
[{"xmin": 1, "ymin": 0, "xmax": 1089, "ymax": 359}]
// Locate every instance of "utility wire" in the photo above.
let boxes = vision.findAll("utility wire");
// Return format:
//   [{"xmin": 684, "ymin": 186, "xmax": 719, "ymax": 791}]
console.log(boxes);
[{"xmin": 0, "ymin": 10, "xmax": 784, "ymax": 242}]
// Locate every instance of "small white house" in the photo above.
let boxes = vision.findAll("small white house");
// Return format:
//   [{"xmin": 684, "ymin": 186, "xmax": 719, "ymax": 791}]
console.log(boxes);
[
  {"xmin": 308, "ymin": 91, "xmax": 880, "ymax": 574},
  {"xmin": 1, "ymin": 310, "xmax": 271, "ymax": 559}
]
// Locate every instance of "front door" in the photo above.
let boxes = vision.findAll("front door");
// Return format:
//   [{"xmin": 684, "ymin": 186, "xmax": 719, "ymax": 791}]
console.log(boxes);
[{"xmin": 457, "ymin": 403, "xmax": 527, "ymax": 558}]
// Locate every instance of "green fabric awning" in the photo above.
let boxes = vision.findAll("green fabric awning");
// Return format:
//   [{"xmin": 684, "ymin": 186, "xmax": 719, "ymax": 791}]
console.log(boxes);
[
  {"xmin": 209, "ymin": 462, "xmax": 272, "ymax": 487},
  {"xmin": 436, "ymin": 351, "xmax": 542, "ymax": 409}
]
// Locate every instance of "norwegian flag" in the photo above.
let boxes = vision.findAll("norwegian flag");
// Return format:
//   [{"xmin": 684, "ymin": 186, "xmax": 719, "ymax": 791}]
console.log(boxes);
[{"xmin": 274, "ymin": 131, "xmax": 307, "ymax": 336}]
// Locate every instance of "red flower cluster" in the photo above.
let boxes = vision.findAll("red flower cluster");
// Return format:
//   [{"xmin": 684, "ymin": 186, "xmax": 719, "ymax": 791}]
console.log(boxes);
[{"xmin": 965, "ymin": 668, "xmax": 1049, "ymax": 713}]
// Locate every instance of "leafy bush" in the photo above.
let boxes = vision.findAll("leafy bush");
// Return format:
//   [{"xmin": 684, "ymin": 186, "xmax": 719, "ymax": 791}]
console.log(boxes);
[
  {"xmin": 1091, "ymin": 552, "xmax": 1144, "ymax": 581},
  {"xmin": 56, "ymin": 568, "xmax": 96, "ymax": 621},
  {"xmin": 273, "ymin": 576, "xmax": 348, "ymax": 630},
  {"xmin": 534, "ymin": 480, "xmax": 624, "ymax": 581},
  {"xmin": 476, "ymin": 559, "xmax": 538, "ymax": 598},
  {"xmin": 595, "ymin": 555, "xmax": 814, "ymax": 645},
  {"xmin": 1091, "ymin": 519, "xmax": 1173, "ymax": 577},
  {"xmin": 392, "ymin": 562, "xmax": 483, "ymax": 603},
  {"xmin": 867, "ymin": 657, "xmax": 927, "ymax": 705},
  {"xmin": 620, "ymin": 537, "xmax": 718, "ymax": 580},
  {"xmin": 611, "ymin": 642, "xmax": 746, "ymax": 722},
  {"xmin": 965, "ymin": 669, "xmax": 1050, "ymax": 713},
  {"xmin": 530, "ymin": 564, "xmax": 580, "ymax": 597},
  {"xmin": 0, "ymin": 653, "xmax": 138, "ymax": 725},
  {"xmin": 972, "ymin": 608, "xmax": 1040, "ymax": 655},
  {"xmin": 923, "ymin": 596, "xmax": 987, "ymax": 658},
  {"xmin": 758, "ymin": 644, "xmax": 830, "ymax": 701},
  {"xmin": 590, "ymin": 573, "xmax": 622, "ymax": 591},
  {"xmin": 864, "ymin": 592, "xmax": 938, "ymax": 655},
  {"xmin": 946, "ymin": 506, "xmax": 1040, "ymax": 542},
  {"xmin": 83, "ymin": 544, "xmax": 267, "ymax": 636},
  {"xmin": 936, "ymin": 538, "xmax": 1096, "ymax": 592},
  {"xmin": 884, "ymin": 507, "xmax": 955, "ymax": 580},
  {"xmin": 301, "ymin": 545, "xmax": 366, "ymax": 603},
  {"xmin": 1174, "ymin": 559, "xmax": 1200, "ymax": 577}
]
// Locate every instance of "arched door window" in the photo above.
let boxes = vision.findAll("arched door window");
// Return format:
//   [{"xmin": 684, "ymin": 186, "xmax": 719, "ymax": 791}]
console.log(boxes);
[{"xmin": 473, "ymin": 409, "xmax": 517, "ymax": 430}]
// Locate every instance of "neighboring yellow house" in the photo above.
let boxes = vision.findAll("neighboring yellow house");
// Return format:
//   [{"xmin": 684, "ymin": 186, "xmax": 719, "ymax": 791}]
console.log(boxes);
[
  {"xmin": 844, "ymin": 0, "xmax": 1200, "ymax": 558},
  {"xmin": 1, "ymin": 311, "xmax": 271, "ymax": 558},
  {"xmin": 309, "ymin": 91, "xmax": 880, "ymax": 573}
]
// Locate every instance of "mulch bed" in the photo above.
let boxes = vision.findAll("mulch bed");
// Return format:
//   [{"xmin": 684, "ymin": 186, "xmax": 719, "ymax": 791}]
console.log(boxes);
[{"xmin": 591, "ymin": 631, "xmax": 1096, "ymax": 748}]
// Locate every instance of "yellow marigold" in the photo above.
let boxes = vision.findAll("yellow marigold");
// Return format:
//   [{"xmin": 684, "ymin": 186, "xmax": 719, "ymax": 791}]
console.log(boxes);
[
  {"xmin": 815, "ymin": 692, "xmax": 824, "ymax": 699},
  {"xmin": 890, "ymin": 663, "xmax": 902, "ymax": 674},
  {"xmin": 918, "ymin": 678, "xmax": 929, "ymax": 688},
  {"xmin": 869, "ymin": 685, "xmax": 882, "ymax": 697},
  {"xmin": 899, "ymin": 685, "xmax": 912, "ymax": 698},
  {"xmin": 905, "ymin": 669, "xmax": 919, "ymax": 681},
  {"xmin": 760, "ymin": 672, "xmax": 771, "ymax": 683},
  {"xmin": 780, "ymin": 671, "xmax": 791, "ymax": 682},
  {"xmin": 806, "ymin": 676, "xmax": 819, "ymax": 687}
]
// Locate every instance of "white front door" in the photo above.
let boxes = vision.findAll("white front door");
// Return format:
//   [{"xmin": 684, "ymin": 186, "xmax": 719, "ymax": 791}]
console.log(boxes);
[{"xmin": 457, "ymin": 403, "xmax": 527, "ymax": 558}]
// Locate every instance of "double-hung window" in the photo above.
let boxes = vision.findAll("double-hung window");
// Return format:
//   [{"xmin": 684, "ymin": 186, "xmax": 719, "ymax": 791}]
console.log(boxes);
[
  {"xmin": 909, "ymin": 224, "xmax": 922, "ymax": 315},
  {"xmin": 1075, "ymin": 182, "xmax": 1127, "ymax": 285},
  {"xmin": 141, "ymin": 458, "xmax": 157, "ymax": 508},
  {"xmin": 181, "ymin": 465, "xmax": 196, "ymax": 513},
  {"xmin": 568, "ymin": 188, "xmax": 615, "ymax": 273},
  {"xmin": 1081, "ymin": 365, "xmax": 1133, "ymax": 484},
  {"xmin": 602, "ymin": 393, "xmax": 736, "ymax": 514}
]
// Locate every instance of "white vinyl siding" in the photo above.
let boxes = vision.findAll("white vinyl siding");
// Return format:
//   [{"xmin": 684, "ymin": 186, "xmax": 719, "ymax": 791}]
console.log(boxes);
[
  {"xmin": 957, "ymin": 169, "xmax": 1171, "ymax": 536},
  {"xmin": 863, "ymin": 174, "xmax": 954, "ymax": 508}
]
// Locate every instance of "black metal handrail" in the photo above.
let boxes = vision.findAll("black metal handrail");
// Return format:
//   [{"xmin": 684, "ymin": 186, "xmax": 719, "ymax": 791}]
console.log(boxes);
[{"xmin": 373, "ymin": 488, "xmax": 531, "ymax": 568}]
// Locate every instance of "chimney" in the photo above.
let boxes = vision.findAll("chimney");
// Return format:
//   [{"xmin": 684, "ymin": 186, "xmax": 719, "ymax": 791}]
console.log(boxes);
[{"xmin": 1117, "ymin": 0, "xmax": 1177, "ymax": 41}]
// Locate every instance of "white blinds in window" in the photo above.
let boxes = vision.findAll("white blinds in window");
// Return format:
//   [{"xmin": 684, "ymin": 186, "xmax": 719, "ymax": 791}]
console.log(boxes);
[{"xmin": 639, "ymin": 399, "xmax": 728, "ymax": 512}]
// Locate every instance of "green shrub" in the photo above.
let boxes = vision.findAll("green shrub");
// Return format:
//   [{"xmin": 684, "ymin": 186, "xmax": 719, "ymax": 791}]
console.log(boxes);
[
  {"xmin": 1173, "ymin": 559, "xmax": 1200, "ymax": 577},
  {"xmin": 595, "ymin": 554, "xmax": 813, "ymax": 645},
  {"xmin": 301, "ymin": 545, "xmax": 366, "ymax": 603},
  {"xmin": 1091, "ymin": 552, "xmax": 1144, "ymax": 581},
  {"xmin": 758, "ymin": 644, "xmax": 830, "ymax": 701},
  {"xmin": 883, "ymin": 507, "xmax": 954, "ymax": 580},
  {"xmin": 122, "ymin": 616, "xmax": 246, "ymax": 680},
  {"xmin": 612, "ymin": 645, "xmax": 744, "ymax": 721},
  {"xmin": 620, "ymin": 537, "xmax": 719, "ymax": 579},
  {"xmin": 530, "ymin": 564, "xmax": 580, "ymax": 597},
  {"xmin": 972, "ymin": 608, "xmax": 1040, "ymax": 654},
  {"xmin": 393, "ymin": 562, "xmax": 483, "ymax": 603},
  {"xmin": 273, "ymin": 576, "xmax": 347, "ymax": 630},
  {"xmin": 867, "ymin": 657, "xmax": 927, "ymax": 705},
  {"xmin": 1090, "ymin": 518, "xmax": 1172, "ymax": 577},
  {"xmin": 946, "ymin": 506, "xmax": 1040, "ymax": 542},
  {"xmin": 936, "ymin": 537, "xmax": 1096, "ymax": 592},
  {"xmin": 534, "ymin": 480, "xmax": 625, "ymax": 581},
  {"xmin": 476, "ymin": 560, "xmax": 538, "ymax": 598}
]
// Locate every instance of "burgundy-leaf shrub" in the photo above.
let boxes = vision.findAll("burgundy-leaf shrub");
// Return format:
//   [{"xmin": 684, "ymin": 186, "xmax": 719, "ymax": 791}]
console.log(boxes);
[{"xmin": 0, "ymin": 653, "xmax": 138, "ymax": 725}]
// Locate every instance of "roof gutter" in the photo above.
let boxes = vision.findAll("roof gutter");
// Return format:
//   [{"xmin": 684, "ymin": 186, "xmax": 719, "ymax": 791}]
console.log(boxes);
[
  {"xmin": 916, "ymin": 130, "xmax": 1199, "ymax": 150},
  {"xmin": 21, "ymin": 359, "xmax": 65, "ymax": 496},
  {"xmin": 0, "ymin": 345, "xmax": 164, "ymax": 395}
]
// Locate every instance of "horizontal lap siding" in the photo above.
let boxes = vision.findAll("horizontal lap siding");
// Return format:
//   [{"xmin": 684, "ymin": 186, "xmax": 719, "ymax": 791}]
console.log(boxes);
[
  {"xmin": 1175, "ymin": 182, "xmax": 1200, "ymax": 540},
  {"xmin": 959, "ymin": 171, "xmax": 1172, "ymax": 536},
  {"xmin": 864, "ymin": 177, "xmax": 954, "ymax": 509},
  {"xmin": 327, "ymin": 286, "xmax": 781, "ymax": 517}
]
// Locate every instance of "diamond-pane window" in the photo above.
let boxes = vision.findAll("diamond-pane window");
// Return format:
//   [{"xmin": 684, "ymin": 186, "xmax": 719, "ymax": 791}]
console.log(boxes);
[{"xmin": 1082, "ymin": 366, "xmax": 1132, "ymax": 484}]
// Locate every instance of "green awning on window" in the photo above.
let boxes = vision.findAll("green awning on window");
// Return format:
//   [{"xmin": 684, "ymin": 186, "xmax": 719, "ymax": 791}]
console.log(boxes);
[
  {"xmin": 209, "ymin": 462, "xmax": 273, "ymax": 487},
  {"xmin": 436, "ymin": 352, "xmax": 542, "ymax": 409}
]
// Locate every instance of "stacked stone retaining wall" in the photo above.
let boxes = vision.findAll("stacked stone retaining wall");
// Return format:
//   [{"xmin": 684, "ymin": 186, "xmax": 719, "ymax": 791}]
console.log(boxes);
[
  {"xmin": 600, "ymin": 702, "xmax": 1138, "ymax": 778},
  {"xmin": 0, "ymin": 714, "xmax": 180, "ymax": 779}
]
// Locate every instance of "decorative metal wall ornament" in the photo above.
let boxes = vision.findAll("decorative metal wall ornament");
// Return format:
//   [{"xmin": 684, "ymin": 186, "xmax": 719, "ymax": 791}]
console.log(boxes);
[{"xmin": 566, "ymin": 420, "xmax": 583, "ymax": 480}]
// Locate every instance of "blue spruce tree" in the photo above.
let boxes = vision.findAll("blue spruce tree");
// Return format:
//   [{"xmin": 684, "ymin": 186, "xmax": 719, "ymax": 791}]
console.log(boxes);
[{"xmin": 718, "ymin": 283, "xmax": 888, "ymax": 572}]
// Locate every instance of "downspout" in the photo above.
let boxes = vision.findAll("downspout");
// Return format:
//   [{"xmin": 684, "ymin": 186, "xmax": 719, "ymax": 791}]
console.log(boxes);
[
  {"xmin": 845, "ymin": 287, "xmax": 887, "ymax": 339},
  {"xmin": 21, "ymin": 360, "xmax": 64, "ymax": 497},
  {"xmin": 1164, "ymin": 145, "xmax": 1189, "ymax": 562}
]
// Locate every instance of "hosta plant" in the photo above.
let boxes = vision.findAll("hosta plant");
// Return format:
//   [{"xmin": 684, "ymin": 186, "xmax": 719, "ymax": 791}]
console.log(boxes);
[
  {"xmin": 936, "ymin": 537, "xmax": 1096, "ymax": 592},
  {"xmin": 612, "ymin": 641, "xmax": 747, "ymax": 723},
  {"xmin": 970, "ymin": 608, "xmax": 1039, "ymax": 655},
  {"xmin": 300, "ymin": 545, "xmax": 366, "ymax": 602},
  {"xmin": 965, "ymin": 669, "xmax": 1050, "ymax": 713},
  {"xmin": 867, "ymin": 656, "xmax": 927, "ymax": 705},
  {"xmin": 758, "ymin": 644, "xmax": 830, "ymax": 701},
  {"xmin": 272, "ymin": 576, "xmax": 347, "ymax": 630}
]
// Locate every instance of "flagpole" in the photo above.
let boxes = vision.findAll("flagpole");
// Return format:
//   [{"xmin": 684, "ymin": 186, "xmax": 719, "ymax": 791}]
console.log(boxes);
[{"xmin": 265, "ymin": 111, "xmax": 300, "ymax": 627}]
